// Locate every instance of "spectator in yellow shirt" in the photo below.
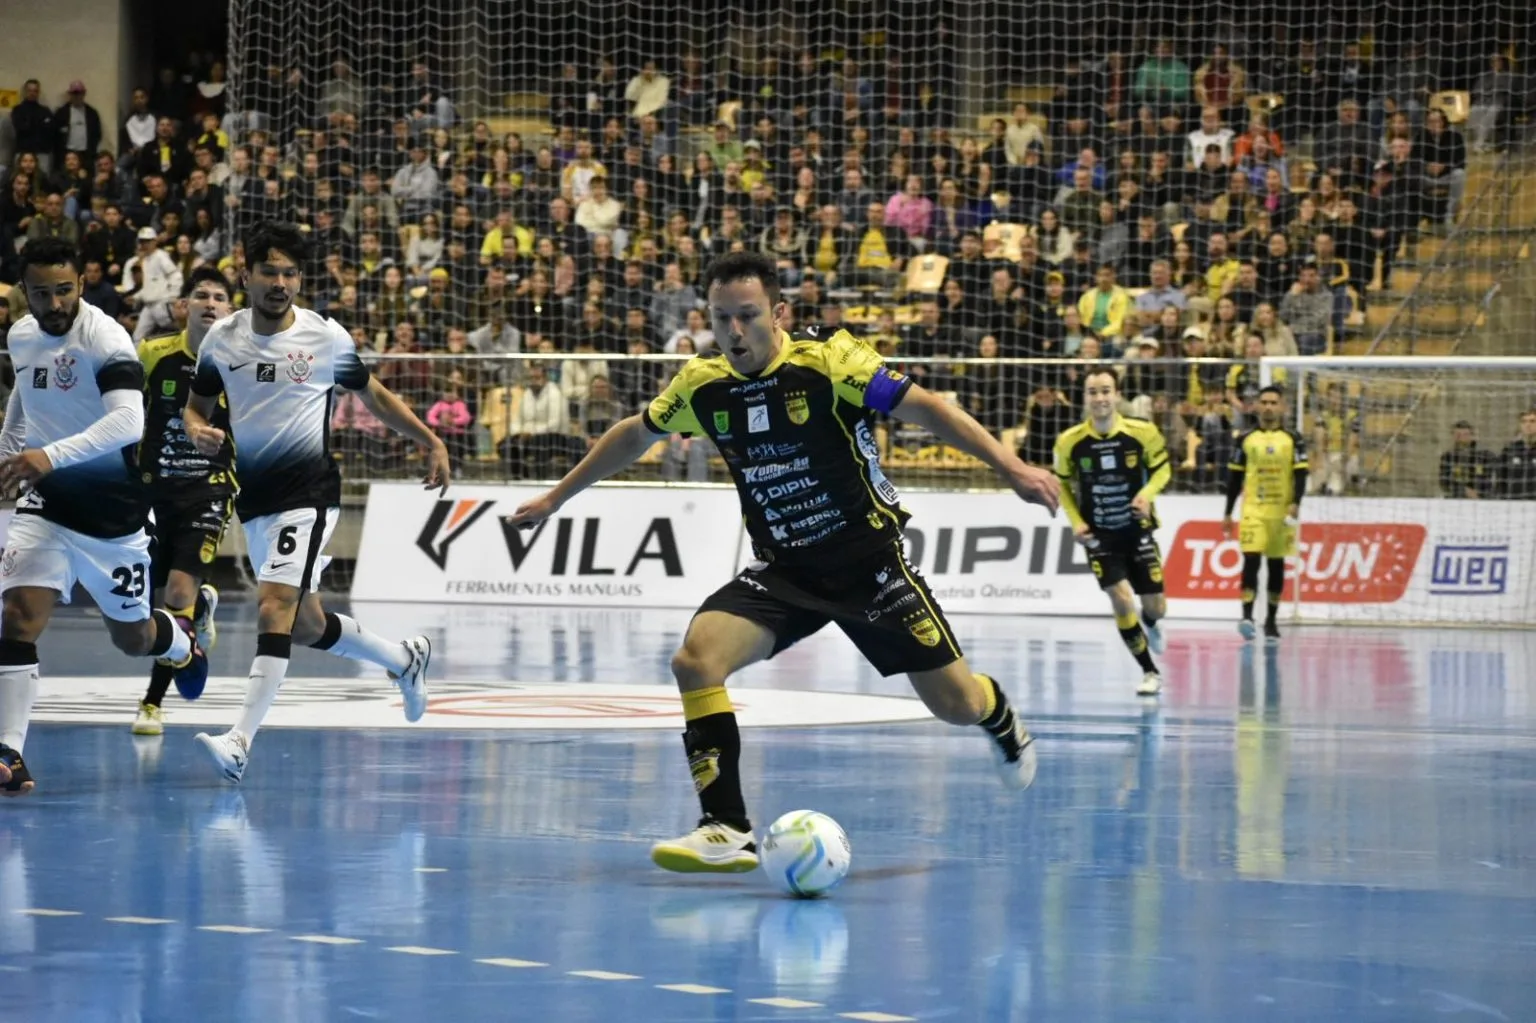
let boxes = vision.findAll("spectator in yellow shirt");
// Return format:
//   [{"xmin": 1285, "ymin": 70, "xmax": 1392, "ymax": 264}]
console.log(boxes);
[
  {"xmin": 1076, "ymin": 264, "xmax": 1133, "ymax": 343},
  {"xmin": 1205, "ymin": 231, "xmax": 1242, "ymax": 302}
]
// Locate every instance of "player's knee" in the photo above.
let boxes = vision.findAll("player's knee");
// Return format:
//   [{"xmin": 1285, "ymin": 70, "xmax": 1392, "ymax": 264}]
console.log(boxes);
[
  {"xmin": 105, "ymin": 617, "xmax": 153, "ymax": 656},
  {"xmin": 256, "ymin": 591, "xmax": 301, "ymax": 632},
  {"xmin": 670, "ymin": 645, "xmax": 724, "ymax": 691},
  {"xmin": 1, "ymin": 599, "xmax": 45, "ymax": 644},
  {"xmin": 1107, "ymin": 583, "xmax": 1136, "ymax": 617}
]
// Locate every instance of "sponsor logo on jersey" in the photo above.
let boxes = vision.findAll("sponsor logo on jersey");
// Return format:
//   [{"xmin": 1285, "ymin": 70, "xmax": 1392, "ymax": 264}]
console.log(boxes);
[
  {"xmin": 748, "ymin": 441, "xmax": 802, "ymax": 460},
  {"xmin": 52, "ymin": 353, "xmax": 78, "ymax": 391},
  {"xmin": 256, "ymin": 363, "xmax": 277, "ymax": 382},
  {"xmin": 32, "ymin": 367, "xmax": 48, "ymax": 389},
  {"xmin": 841, "ymin": 374, "xmax": 867, "ymax": 392},
  {"xmin": 785, "ymin": 392, "xmax": 810, "ymax": 425},
  {"xmin": 742, "ymin": 456, "xmax": 811, "ymax": 483},
  {"xmin": 654, "ymin": 392, "xmax": 687, "ymax": 427},
  {"xmin": 286, "ymin": 350, "xmax": 316, "ymax": 383},
  {"xmin": 747, "ymin": 404, "xmax": 770, "ymax": 433},
  {"xmin": 1163, "ymin": 521, "xmax": 1426, "ymax": 603}
]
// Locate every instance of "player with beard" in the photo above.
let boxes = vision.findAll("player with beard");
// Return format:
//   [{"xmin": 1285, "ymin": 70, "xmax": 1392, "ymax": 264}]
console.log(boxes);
[
  {"xmin": 183, "ymin": 222, "xmax": 449, "ymax": 782},
  {"xmin": 510, "ymin": 251, "xmax": 1060, "ymax": 874},
  {"xmin": 131, "ymin": 267, "xmax": 239, "ymax": 736},
  {"xmin": 0, "ymin": 237, "xmax": 207, "ymax": 796}
]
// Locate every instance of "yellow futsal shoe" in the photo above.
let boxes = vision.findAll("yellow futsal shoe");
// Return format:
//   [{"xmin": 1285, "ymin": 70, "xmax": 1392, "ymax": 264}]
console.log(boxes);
[{"xmin": 132, "ymin": 702, "xmax": 166, "ymax": 736}]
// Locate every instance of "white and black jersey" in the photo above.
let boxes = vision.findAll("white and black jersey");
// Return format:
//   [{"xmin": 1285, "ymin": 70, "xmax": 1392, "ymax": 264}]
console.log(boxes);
[
  {"xmin": 192, "ymin": 307, "xmax": 370, "ymax": 519},
  {"xmin": 5, "ymin": 302, "xmax": 149, "ymax": 538}
]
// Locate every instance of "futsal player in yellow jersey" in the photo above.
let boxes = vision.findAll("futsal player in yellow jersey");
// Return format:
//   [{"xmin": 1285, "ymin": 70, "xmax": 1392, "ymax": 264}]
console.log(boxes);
[
  {"xmin": 1222, "ymin": 386, "xmax": 1309, "ymax": 643},
  {"xmin": 1054, "ymin": 369, "xmax": 1172, "ymax": 697}
]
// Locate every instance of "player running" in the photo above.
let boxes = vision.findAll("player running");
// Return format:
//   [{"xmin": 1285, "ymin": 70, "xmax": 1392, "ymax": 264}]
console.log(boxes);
[
  {"xmin": 510, "ymin": 251, "xmax": 1060, "ymax": 874},
  {"xmin": 0, "ymin": 238, "xmax": 207, "ymax": 796},
  {"xmin": 1053, "ymin": 368, "xmax": 1171, "ymax": 698},
  {"xmin": 131, "ymin": 267, "xmax": 238, "ymax": 736},
  {"xmin": 1223, "ymin": 385, "xmax": 1309, "ymax": 643},
  {"xmin": 183, "ymin": 222, "xmax": 449, "ymax": 782}
]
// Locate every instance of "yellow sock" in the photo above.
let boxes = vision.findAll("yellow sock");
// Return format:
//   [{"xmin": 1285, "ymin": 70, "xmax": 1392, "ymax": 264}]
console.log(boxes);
[
  {"xmin": 1115, "ymin": 609, "xmax": 1139, "ymax": 630},
  {"xmin": 167, "ymin": 604, "xmax": 195, "ymax": 620},
  {"xmin": 681, "ymin": 686, "xmax": 733, "ymax": 721},
  {"xmin": 974, "ymin": 674, "xmax": 998, "ymax": 720}
]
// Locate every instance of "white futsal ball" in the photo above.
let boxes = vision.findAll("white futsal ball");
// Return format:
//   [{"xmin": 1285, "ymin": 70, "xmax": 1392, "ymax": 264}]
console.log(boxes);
[{"xmin": 760, "ymin": 810, "xmax": 851, "ymax": 898}]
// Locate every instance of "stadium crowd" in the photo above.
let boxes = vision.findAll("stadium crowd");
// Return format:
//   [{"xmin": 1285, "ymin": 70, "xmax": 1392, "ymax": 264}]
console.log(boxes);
[{"xmin": 0, "ymin": 38, "xmax": 1530, "ymax": 491}]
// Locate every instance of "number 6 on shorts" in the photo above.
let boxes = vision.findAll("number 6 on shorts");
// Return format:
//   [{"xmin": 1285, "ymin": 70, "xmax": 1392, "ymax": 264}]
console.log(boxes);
[{"xmin": 243, "ymin": 506, "xmax": 340, "ymax": 592}]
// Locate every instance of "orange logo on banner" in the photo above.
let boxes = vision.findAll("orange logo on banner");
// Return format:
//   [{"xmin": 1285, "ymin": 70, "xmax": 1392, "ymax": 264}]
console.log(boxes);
[{"xmin": 1164, "ymin": 521, "xmax": 1427, "ymax": 603}]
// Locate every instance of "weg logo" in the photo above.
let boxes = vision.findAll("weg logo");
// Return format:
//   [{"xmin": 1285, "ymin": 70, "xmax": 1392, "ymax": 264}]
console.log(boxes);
[{"xmin": 1428, "ymin": 544, "xmax": 1509, "ymax": 596}]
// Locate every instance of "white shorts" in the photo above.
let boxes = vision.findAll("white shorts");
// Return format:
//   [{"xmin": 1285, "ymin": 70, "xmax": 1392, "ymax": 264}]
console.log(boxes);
[
  {"xmin": 0, "ymin": 513, "xmax": 153, "ymax": 622},
  {"xmin": 243, "ymin": 506, "xmax": 340, "ymax": 593}
]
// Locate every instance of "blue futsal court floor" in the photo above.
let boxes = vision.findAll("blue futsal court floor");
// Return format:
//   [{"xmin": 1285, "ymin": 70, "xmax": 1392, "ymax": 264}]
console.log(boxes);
[{"xmin": 2, "ymin": 601, "xmax": 1534, "ymax": 1022}]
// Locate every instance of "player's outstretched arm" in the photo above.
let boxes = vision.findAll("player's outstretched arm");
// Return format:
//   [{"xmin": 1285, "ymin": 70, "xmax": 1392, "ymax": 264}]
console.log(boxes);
[
  {"xmin": 357, "ymin": 377, "xmax": 452, "ymax": 495},
  {"xmin": 507, "ymin": 414, "xmax": 658, "ymax": 527},
  {"xmin": 891, "ymin": 384, "xmax": 1060, "ymax": 513}
]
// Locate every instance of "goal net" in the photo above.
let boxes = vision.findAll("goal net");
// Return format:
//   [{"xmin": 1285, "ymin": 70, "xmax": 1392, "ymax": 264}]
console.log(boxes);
[{"xmin": 1250, "ymin": 356, "xmax": 1536, "ymax": 627}]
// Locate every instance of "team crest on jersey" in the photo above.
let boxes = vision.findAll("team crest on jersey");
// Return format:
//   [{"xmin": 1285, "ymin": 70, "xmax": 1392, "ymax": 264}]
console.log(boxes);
[
  {"xmin": 785, "ymin": 391, "xmax": 809, "ymax": 425},
  {"xmin": 53, "ymin": 353, "xmax": 78, "ymax": 392},
  {"xmin": 0, "ymin": 549, "xmax": 15, "ymax": 578},
  {"xmin": 907, "ymin": 616, "xmax": 941, "ymax": 648},
  {"xmin": 713, "ymin": 410, "xmax": 730, "ymax": 434},
  {"xmin": 286, "ymin": 351, "xmax": 316, "ymax": 383},
  {"xmin": 1126, "ymin": 452, "xmax": 1138, "ymax": 468}
]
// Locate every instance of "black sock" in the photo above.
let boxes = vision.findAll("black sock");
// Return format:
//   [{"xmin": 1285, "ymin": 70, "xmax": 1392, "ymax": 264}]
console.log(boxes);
[
  {"xmin": 1241, "ymin": 553, "xmax": 1261, "ymax": 620},
  {"xmin": 977, "ymin": 675, "xmax": 1018, "ymax": 739},
  {"xmin": 143, "ymin": 661, "xmax": 175, "ymax": 708},
  {"xmin": 1117, "ymin": 617, "xmax": 1159, "ymax": 674},
  {"xmin": 1266, "ymin": 558, "xmax": 1285, "ymax": 624},
  {"xmin": 683, "ymin": 712, "xmax": 749, "ymax": 833}
]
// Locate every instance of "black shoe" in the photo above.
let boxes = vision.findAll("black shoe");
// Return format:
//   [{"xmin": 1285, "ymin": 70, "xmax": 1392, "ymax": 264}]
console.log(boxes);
[
  {"xmin": 0, "ymin": 743, "xmax": 34, "ymax": 797},
  {"xmin": 1264, "ymin": 620, "xmax": 1281, "ymax": 644}
]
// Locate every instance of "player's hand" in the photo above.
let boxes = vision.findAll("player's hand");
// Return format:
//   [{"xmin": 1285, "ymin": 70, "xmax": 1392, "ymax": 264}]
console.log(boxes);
[
  {"xmin": 1221, "ymin": 516, "xmax": 1235, "ymax": 538},
  {"xmin": 1073, "ymin": 521, "xmax": 1094, "ymax": 546},
  {"xmin": 1285, "ymin": 503, "xmax": 1298, "ymax": 521},
  {"xmin": 508, "ymin": 490, "xmax": 563, "ymax": 530},
  {"xmin": 0, "ymin": 449, "xmax": 52, "ymax": 489},
  {"xmin": 1008, "ymin": 462, "xmax": 1060, "ymax": 514},
  {"xmin": 187, "ymin": 422, "xmax": 226, "ymax": 456},
  {"xmin": 423, "ymin": 440, "xmax": 452, "ymax": 496},
  {"xmin": 1130, "ymin": 493, "xmax": 1152, "ymax": 520}
]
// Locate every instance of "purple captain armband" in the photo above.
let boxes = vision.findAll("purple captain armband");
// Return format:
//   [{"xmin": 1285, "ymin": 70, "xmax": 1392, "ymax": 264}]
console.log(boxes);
[{"xmin": 864, "ymin": 368, "xmax": 912, "ymax": 414}]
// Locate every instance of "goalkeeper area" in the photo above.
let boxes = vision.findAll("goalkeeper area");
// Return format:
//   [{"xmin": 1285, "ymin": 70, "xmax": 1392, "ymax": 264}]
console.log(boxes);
[{"xmin": 2, "ymin": 0, "xmax": 1536, "ymax": 1019}]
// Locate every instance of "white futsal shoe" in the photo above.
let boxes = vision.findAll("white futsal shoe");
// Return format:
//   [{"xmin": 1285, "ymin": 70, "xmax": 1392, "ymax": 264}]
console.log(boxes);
[
  {"xmin": 1136, "ymin": 671, "xmax": 1163, "ymax": 697},
  {"xmin": 651, "ymin": 818, "xmax": 760, "ymax": 874},
  {"xmin": 390, "ymin": 636, "xmax": 432, "ymax": 723},
  {"xmin": 992, "ymin": 714, "xmax": 1039, "ymax": 790},
  {"xmin": 132, "ymin": 701, "xmax": 165, "ymax": 736},
  {"xmin": 195, "ymin": 730, "xmax": 250, "ymax": 783},
  {"xmin": 194, "ymin": 584, "xmax": 220, "ymax": 654}
]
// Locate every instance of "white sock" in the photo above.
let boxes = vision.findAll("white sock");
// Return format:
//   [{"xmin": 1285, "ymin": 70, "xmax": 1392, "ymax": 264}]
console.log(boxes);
[
  {"xmin": 0, "ymin": 666, "xmax": 40, "ymax": 754},
  {"xmin": 234, "ymin": 655, "xmax": 289, "ymax": 741},
  {"xmin": 154, "ymin": 610, "xmax": 192, "ymax": 664},
  {"xmin": 324, "ymin": 614, "xmax": 412, "ymax": 675}
]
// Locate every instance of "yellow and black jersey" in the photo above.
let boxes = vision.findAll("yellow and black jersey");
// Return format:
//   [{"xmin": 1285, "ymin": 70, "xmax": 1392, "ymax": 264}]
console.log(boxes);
[
  {"xmin": 643, "ymin": 327, "xmax": 913, "ymax": 569},
  {"xmin": 1227, "ymin": 427, "xmax": 1308, "ymax": 517},
  {"xmin": 1052, "ymin": 415, "xmax": 1171, "ymax": 533},
  {"xmin": 139, "ymin": 331, "xmax": 236, "ymax": 494}
]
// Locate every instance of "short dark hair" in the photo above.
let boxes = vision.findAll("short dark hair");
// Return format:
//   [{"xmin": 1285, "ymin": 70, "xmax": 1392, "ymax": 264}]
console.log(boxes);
[
  {"xmin": 245, "ymin": 222, "xmax": 308, "ymax": 266},
  {"xmin": 182, "ymin": 266, "xmax": 231, "ymax": 299},
  {"xmin": 19, "ymin": 237, "xmax": 82, "ymax": 276},
  {"xmin": 702, "ymin": 251, "xmax": 782, "ymax": 306},
  {"xmin": 1259, "ymin": 385, "xmax": 1286, "ymax": 400},
  {"xmin": 1083, "ymin": 366, "xmax": 1120, "ymax": 392}
]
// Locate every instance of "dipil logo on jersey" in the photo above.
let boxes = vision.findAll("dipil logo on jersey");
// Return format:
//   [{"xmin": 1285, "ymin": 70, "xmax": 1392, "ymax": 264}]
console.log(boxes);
[
  {"xmin": 414, "ymin": 498, "xmax": 683, "ymax": 576},
  {"xmin": 1163, "ymin": 521, "xmax": 1427, "ymax": 603}
]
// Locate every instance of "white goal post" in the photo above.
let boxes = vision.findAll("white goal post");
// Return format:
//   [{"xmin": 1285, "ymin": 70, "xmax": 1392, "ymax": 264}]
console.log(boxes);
[{"xmin": 1256, "ymin": 356, "xmax": 1536, "ymax": 628}]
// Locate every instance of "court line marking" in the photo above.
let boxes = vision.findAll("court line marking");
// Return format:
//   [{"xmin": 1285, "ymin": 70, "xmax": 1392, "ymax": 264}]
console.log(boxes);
[
  {"xmin": 19, "ymin": 912, "xmax": 916, "ymax": 1018},
  {"xmin": 413, "ymin": 867, "xmax": 449, "ymax": 873},
  {"xmin": 198, "ymin": 925, "xmax": 272, "ymax": 935}
]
